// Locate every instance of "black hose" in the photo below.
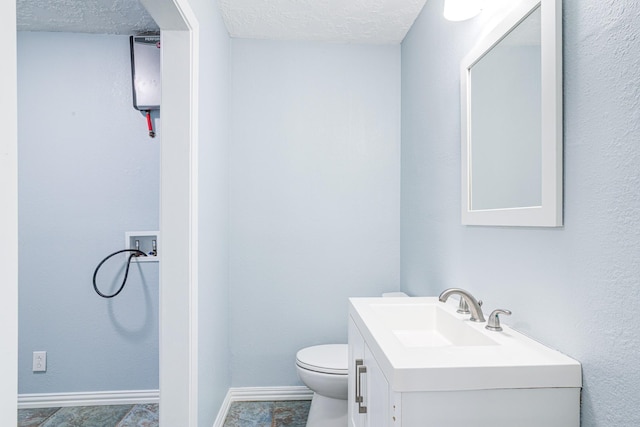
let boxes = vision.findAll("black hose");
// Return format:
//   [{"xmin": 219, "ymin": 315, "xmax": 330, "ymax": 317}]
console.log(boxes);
[{"xmin": 93, "ymin": 249, "xmax": 147, "ymax": 298}]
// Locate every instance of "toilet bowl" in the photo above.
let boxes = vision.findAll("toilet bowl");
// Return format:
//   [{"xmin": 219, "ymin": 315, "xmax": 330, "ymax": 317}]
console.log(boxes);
[
  {"xmin": 296, "ymin": 344, "xmax": 348, "ymax": 427},
  {"xmin": 295, "ymin": 294, "xmax": 406, "ymax": 426}
]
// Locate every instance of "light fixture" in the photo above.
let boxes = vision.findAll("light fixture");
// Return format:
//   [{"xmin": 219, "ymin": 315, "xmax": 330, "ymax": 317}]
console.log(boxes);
[{"xmin": 443, "ymin": 0, "xmax": 483, "ymax": 21}]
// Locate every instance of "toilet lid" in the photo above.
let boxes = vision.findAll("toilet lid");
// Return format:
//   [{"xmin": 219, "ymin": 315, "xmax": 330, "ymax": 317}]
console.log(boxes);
[{"xmin": 296, "ymin": 344, "xmax": 348, "ymax": 375}]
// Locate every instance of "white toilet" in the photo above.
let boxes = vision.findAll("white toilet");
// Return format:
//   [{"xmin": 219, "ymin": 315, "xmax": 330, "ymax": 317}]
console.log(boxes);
[
  {"xmin": 296, "ymin": 293, "xmax": 407, "ymax": 426},
  {"xmin": 296, "ymin": 344, "xmax": 348, "ymax": 427}
]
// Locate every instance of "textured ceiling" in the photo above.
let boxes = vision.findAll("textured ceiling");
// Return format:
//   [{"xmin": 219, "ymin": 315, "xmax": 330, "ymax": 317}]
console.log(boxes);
[
  {"xmin": 17, "ymin": 0, "xmax": 426, "ymax": 44},
  {"xmin": 218, "ymin": 0, "xmax": 428, "ymax": 44},
  {"xmin": 16, "ymin": 0, "xmax": 159, "ymax": 34}
]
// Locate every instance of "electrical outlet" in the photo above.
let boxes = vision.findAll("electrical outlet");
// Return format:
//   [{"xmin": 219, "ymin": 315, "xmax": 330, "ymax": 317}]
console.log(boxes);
[{"xmin": 33, "ymin": 351, "xmax": 47, "ymax": 372}]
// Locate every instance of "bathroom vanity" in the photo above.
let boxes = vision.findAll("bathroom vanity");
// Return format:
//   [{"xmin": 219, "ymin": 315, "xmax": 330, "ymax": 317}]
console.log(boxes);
[{"xmin": 347, "ymin": 297, "xmax": 581, "ymax": 427}]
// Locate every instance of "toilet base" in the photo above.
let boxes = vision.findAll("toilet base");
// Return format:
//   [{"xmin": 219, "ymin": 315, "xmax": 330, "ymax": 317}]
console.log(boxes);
[{"xmin": 305, "ymin": 393, "xmax": 347, "ymax": 427}]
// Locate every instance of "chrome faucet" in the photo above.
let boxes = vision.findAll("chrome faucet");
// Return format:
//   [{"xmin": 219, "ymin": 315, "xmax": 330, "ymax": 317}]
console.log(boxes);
[{"xmin": 438, "ymin": 288, "xmax": 486, "ymax": 322}]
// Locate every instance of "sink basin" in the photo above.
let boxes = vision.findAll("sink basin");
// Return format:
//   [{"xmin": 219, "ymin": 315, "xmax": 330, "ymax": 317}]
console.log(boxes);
[
  {"xmin": 392, "ymin": 330, "xmax": 454, "ymax": 347},
  {"xmin": 349, "ymin": 296, "xmax": 582, "ymax": 392},
  {"xmin": 370, "ymin": 303, "xmax": 498, "ymax": 347}
]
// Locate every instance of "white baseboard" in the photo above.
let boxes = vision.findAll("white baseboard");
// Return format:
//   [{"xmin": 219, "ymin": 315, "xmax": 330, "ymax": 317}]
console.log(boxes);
[
  {"xmin": 212, "ymin": 389, "xmax": 233, "ymax": 427},
  {"xmin": 228, "ymin": 386, "xmax": 313, "ymax": 402},
  {"xmin": 18, "ymin": 389, "xmax": 159, "ymax": 409},
  {"xmin": 212, "ymin": 386, "xmax": 313, "ymax": 427}
]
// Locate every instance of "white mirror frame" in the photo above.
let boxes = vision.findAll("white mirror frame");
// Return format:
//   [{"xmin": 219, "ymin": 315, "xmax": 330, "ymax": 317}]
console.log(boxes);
[{"xmin": 460, "ymin": 0, "xmax": 562, "ymax": 227}]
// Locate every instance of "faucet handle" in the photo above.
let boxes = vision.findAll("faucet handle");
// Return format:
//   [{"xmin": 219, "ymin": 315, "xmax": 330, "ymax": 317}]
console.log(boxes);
[
  {"xmin": 456, "ymin": 298, "xmax": 469, "ymax": 314},
  {"xmin": 457, "ymin": 297, "xmax": 482, "ymax": 314},
  {"xmin": 485, "ymin": 309, "xmax": 512, "ymax": 332}
]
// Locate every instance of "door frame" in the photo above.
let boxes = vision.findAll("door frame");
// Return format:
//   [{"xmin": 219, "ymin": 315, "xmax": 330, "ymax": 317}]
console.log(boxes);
[
  {"xmin": 141, "ymin": 0, "xmax": 201, "ymax": 423},
  {"xmin": 0, "ymin": 1, "xmax": 19, "ymax": 425}
]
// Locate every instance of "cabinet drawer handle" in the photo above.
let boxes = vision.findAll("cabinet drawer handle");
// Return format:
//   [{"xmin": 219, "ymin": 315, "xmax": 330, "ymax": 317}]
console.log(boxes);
[
  {"xmin": 355, "ymin": 359, "xmax": 364, "ymax": 403},
  {"xmin": 357, "ymin": 363, "xmax": 368, "ymax": 414}
]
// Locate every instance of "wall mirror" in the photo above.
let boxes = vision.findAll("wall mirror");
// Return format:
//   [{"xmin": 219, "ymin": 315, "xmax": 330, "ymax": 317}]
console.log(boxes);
[{"xmin": 460, "ymin": 0, "xmax": 562, "ymax": 226}]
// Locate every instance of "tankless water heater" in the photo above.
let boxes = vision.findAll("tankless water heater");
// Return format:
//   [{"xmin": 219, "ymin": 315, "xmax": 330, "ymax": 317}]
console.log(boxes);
[{"xmin": 130, "ymin": 35, "xmax": 161, "ymax": 111}]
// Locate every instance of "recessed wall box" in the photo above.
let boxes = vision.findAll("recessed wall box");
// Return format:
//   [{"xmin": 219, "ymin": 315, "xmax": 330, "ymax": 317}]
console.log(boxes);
[
  {"xmin": 130, "ymin": 36, "xmax": 161, "ymax": 111},
  {"xmin": 125, "ymin": 231, "xmax": 159, "ymax": 262}
]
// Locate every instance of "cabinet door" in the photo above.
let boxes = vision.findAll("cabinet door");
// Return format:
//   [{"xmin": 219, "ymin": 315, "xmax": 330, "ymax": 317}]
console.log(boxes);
[
  {"xmin": 349, "ymin": 318, "xmax": 366, "ymax": 427},
  {"xmin": 364, "ymin": 344, "xmax": 390, "ymax": 427},
  {"xmin": 349, "ymin": 317, "xmax": 392, "ymax": 427}
]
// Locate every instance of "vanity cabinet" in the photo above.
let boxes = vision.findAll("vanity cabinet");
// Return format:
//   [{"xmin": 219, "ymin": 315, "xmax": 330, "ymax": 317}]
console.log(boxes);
[{"xmin": 348, "ymin": 301, "xmax": 581, "ymax": 427}]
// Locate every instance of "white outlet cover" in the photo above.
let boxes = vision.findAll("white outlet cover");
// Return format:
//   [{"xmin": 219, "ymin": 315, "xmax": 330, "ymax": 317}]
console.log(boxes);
[{"xmin": 33, "ymin": 351, "xmax": 47, "ymax": 372}]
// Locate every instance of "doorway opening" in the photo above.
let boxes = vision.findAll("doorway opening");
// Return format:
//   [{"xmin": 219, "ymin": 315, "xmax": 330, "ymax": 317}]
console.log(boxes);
[{"xmin": 9, "ymin": 0, "xmax": 199, "ymax": 424}]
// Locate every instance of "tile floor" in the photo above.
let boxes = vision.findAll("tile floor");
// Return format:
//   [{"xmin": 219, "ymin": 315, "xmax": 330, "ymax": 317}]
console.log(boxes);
[
  {"xmin": 18, "ymin": 403, "xmax": 158, "ymax": 427},
  {"xmin": 223, "ymin": 400, "xmax": 311, "ymax": 427},
  {"xmin": 17, "ymin": 400, "xmax": 310, "ymax": 427}
]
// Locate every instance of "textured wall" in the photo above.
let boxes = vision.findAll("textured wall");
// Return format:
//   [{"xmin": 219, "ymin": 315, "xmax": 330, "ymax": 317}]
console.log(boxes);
[
  {"xmin": 401, "ymin": 0, "xmax": 640, "ymax": 426},
  {"xmin": 188, "ymin": 0, "xmax": 232, "ymax": 424},
  {"xmin": 229, "ymin": 39, "xmax": 401, "ymax": 386},
  {"xmin": 18, "ymin": 32, "xmax": 160, "ymax": 394}
]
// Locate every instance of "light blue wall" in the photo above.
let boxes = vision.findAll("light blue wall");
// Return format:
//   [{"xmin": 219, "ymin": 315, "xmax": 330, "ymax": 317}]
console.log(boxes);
[
  {"xmin": 18, "ymin": 32, "xmax": 160, "ymax": 393},
  {"xmin": 229, "ymin": 40, "xmax": 401, "ymax": 386},
  {"xmin": 187, "ymin": 0, "xmax": 232, "ymax": 424},
  {"xmin": 401, "ymin": 0, "xmax": 640, "ymax": 426}
]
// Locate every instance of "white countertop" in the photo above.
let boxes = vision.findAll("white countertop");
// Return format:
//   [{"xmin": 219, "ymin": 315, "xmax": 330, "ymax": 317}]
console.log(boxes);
[{"xmin": 349, "ymin": 296, "xmax": 582, "ymax": 392}]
